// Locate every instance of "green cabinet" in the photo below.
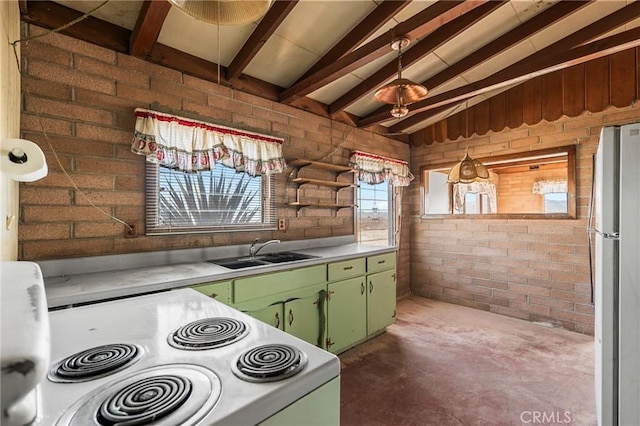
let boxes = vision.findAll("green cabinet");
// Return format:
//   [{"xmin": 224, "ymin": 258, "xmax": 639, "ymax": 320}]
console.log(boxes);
[
  {"xmin": 244, "ymin": 303, "xmax": 283, "ymax": 330},
  {"xmin": 233, "ymin": 283, "xmax": 327, "ymax": 348},
  {"xmin": 367, "ymin": 269, "xmax": 396, "ymax": 336},
  {"xmin": 189, "ymin": 251, "xmax": 396, "ymax": 354},
  {"xmin": 190, "ymin": 281, "xmax": 232, "ymax": 305},
  {"xmin": 284, "ymin": 291, "xmax": 326, "ymax": 347},
  {"xmin": 234, "ymin": 265, "xmax": 326, "ymax": 303},
  {"xmin": 326, "ymin": 276, "xmax": 367, "ymax": 354}
]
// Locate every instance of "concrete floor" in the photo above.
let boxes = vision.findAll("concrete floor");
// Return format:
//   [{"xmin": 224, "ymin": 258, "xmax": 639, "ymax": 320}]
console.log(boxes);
[{"xmin": 339, "ymin": 296, "xmax": 595, "ymax": 426}]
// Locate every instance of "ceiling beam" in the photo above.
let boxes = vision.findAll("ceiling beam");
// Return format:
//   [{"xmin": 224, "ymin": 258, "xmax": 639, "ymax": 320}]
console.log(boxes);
[
  {"xmin": 18, "ymin": 0, "xmax": 28, "ymax": 15},
  {"xmin": 279, "ymin": 0, "xmax": 485, "ymax": 104},
  {"xmin": 299, "ymin": 0, "xmax": 412, "ymax": 81},
  {"xmin": 21, "ymin": 0, "xmax": 130, "ymax": 53},
  {"xmin": 329, "ymin": 1, "xmax": 505, "ymax": 115},
  {"xmin": 226, "ymin": 0, "xmax": 298, "ymax": 82},
  {"xmin": 130, "ymin": 0, "xmax": 172, "ymax": 58},
  {"xmin": 360, "ymin": 1, "xmax": 640, "ymax": 129},
  {"xmin": 385, "ymin": 27, "xmax": 640, "ymax": 133}
]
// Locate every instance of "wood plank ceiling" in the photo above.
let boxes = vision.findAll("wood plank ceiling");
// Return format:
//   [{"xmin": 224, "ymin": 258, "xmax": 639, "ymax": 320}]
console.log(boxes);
[{"xmin": 19, "ymin": 0, "xmax": 640, "ymax": 144}]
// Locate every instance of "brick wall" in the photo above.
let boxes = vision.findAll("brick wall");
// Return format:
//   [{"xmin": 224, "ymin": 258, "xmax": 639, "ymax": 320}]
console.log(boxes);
[
  {"xmin": 18, "ymin": 24, "xmax": 411, "ymax": 297},
  {"xmin": 410, "ymin": 104, "xmax": 640, "ymax": 335}
]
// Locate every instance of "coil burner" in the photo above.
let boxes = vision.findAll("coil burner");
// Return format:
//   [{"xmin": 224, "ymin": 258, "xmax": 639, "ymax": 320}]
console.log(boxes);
[
  {"xmin": 168, "ymin": 317, "xmax": 249, "ymax": 350},
  {"xmin": 48, "ymin": 343, "xmax": 143, "ymax": 383},
  {"xmin": 53, "ymin": 365, "xmax": 221, "ymax": 426},
  {"xmin": 232, "ymin": 344, "xmax": 307, "ymax": 383}
]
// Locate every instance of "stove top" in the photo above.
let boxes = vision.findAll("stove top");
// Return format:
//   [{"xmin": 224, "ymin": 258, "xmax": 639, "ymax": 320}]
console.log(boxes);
[{"xmin": 37, "ymin": 289, "xmax": 340, "ymax": 425}]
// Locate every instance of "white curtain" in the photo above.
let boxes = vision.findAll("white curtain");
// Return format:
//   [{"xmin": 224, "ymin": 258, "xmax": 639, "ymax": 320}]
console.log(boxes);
[
  {"xmin": 453, "ymin": 181, "xmax": 497, "ymax": 213},
  {"xmin": 131, "ymin": 108, "xmax": 286, "ymax": 176},
  {"xmin": 532, "ymin": 179, "xmax": 567, "ymax": 194},
  {"xmin": 349, "ymin": 150, "xmax": 414, "ymax": 187}
]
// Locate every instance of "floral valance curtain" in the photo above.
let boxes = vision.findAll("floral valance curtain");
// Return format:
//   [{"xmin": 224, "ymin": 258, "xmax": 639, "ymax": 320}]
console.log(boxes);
[
  {"xmin": 453, "ymin": 181, "xmax": 497, "ymax": 213},
  {"xmin": 131, "ymin": 108, "xmax": 286, "ymax": 176},
  {"xmin": 349, "ymin": 151, "xmax": 414, "ymax": 187},
  {"xmin": 532, "ymin": 179, "xmax": 567, "ymax": 194}
]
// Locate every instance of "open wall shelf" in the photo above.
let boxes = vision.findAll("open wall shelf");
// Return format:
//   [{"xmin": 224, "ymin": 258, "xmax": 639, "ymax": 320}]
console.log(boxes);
[{"xmin": 286, "ymin": 158, "xmax": 356, "ymax": 215}]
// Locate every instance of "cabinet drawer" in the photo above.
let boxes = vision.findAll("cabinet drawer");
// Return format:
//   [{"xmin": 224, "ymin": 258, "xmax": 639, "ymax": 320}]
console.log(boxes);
[
  {"xmin": 191, "ymin": 281, "xmax": 232, "ymax": 304},
  {"xmin": 328, "ymin": 257, "xmax": 366, "ymax": 282},
  {"xmin": 234, "ymin": 265, "xmax": 326, "ymax": 303},
  {"xmin": 367, "ymin": 252, "xmax": 396, "ymax": 273}
]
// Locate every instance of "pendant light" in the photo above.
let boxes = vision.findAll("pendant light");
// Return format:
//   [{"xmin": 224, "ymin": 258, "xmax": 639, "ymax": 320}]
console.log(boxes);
[
  {"xmin": 168, "ymin": 0, "xmax": 272, "ymax": 26},
  {"xmin": 447, "ymin": 148, "xmax": 490, "ymax": 183},
  {"xmin": 447, "ymin": 103, "xmax": 490, "ymax": 183},
  {"xmin": 375, "ymin": 37, "xmax": 428, "ymax": 119}
]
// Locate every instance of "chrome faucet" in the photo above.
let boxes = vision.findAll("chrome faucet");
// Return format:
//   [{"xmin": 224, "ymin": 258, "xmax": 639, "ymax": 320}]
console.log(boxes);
[{"xmin": 250, "ymin": 238, "xmax": 281, "ymax": 258}]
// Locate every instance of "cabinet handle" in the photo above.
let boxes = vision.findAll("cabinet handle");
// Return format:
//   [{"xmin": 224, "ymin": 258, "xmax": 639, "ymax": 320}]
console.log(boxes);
[
  {"xmin": 343, "ymin": 266, "xmax": 353, "ymax": 271},
  {"xmin": 377, "ymin": 260, "xmax": 386, "ymax": 264},
  {"xmin": 288, "ymin": 309, "xmax": 294, "ymax": 327},
  {"xmin": 361, "ymin": 281, "xmax": 365, "ymax": 295},
  {"xmin": 369, "ymin": 281, "xmax": 373, "ymax": 293},
  {"xmin": 392, "ymin": 274, "xmax": 396, "ymax": 281},
  {"xmin": 326, "ymin": 338, "xmax": 334, "ymax": 348},
  {"xmin": 274, "ymin": 312, "xmax": 280, "ymax": 328},
  {"xmin": 210, "ymin": 292, "xmax": 218, "ymax": 298}
]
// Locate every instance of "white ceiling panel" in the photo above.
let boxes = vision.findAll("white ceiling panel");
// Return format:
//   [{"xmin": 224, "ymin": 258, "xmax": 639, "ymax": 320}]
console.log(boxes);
[
  {"xmin": 244, "ymin": 35, "xmax": 319, "ymax": 87},
  {"xmin": 55, "ymin": 0, "xmax": 143, "ymax": 29},
  {"xmin": 158, "ymin": 9, "xmax": 255, "ymax": 66}
]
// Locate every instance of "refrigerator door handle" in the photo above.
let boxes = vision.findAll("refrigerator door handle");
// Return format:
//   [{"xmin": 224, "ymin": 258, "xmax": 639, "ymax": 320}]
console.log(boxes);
[{"xmin": 588, "ymin": 229, "xmax": 620, "ymax": 240}]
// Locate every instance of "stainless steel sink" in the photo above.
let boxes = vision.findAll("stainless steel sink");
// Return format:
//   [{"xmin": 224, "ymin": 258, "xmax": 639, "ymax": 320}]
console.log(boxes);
[
  {"xmin": 213, "ymin": 259, "xmax": 267, "ymax": 269},
  {"xmin": 209, "ymin": 252, "xmax": 318, "ymax": 269},
  {"xmin": 260, "ymin": 252, "xmax": 318, "ymax": 263}
]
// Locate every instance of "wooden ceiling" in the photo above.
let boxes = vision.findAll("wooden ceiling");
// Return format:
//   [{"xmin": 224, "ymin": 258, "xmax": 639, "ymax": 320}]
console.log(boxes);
[{"xmin": 19, "ymin": 1, "xmax": 640, "ymax": 143}]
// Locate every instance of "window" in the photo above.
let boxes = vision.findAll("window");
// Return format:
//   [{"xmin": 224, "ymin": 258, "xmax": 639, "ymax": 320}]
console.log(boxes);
[
  {"xmin": 421, "ymin": 145, "xmax": 576, "ymax": 219},
  {"xmin": 357, "ymin": 181, "xmax": 395, "ymax": 246},
  {"xmin": 146, "ymin": 163, "xmax": 276, "ymax": 234},
  {"xmin": 544, "ymin": 192, "xmax": 568, "ymax": 213}
]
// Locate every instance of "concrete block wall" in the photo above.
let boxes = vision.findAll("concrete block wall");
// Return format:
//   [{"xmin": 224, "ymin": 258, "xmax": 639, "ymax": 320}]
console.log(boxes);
[
  {"xmin": 18, "ymin": 23, "xmax": 411, "ymax": 298},
  {"xmin": 410, "ymin": 104, "xmax": 640, "ymax": 335}
]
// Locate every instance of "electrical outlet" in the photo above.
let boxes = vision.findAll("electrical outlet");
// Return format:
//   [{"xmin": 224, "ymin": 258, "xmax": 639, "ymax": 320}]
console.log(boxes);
[
  {"xmin": 278, "ymin": 218, "xmax": 286, "ymax": 231},
  {"xmin": 124, "ymin": 222, "xmax": 138, "ymax": 238}
]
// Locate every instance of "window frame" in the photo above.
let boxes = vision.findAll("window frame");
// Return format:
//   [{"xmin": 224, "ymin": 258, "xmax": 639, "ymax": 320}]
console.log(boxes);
[
  {"xmin": 356, "ymin": 180, "xmax": 396, "ymax": 246},
  {"xmin": 145, "ymin": 163, "xmax": 277, "ymax": 235},
  {"xmin": 420, "ymin": 145, "xmax": 577, "ymax": 219}
]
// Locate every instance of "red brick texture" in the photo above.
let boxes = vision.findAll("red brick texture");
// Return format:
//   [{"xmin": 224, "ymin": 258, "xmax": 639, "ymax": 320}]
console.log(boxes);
[
  {"xmin": 410, "ymin": 104, "xmax": 640, "ymax": 335},
  {"xmin": 18, "ymin": 24, "xmax": 411, "ymax": 297}
]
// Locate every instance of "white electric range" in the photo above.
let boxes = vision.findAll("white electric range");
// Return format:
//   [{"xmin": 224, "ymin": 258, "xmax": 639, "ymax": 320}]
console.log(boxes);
[{"xmin": 36, "ymin": 288, "xmax": 340, "ymax": 425}]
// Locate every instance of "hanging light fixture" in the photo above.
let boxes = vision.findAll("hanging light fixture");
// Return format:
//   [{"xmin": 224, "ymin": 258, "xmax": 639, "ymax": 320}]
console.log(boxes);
[
  {"xmin": 447, "ymin": 148, "xmax": 490, "ymax": 183},
  {"xmin": 167, "ymin": 0, "xmax": 272, "ymax": 26},
  {"xmin": 374, "ymin": 37, "xmax": 428, "ymax": 119},
  {"xmin": 447, "ymin": 102, "xmax": 490, "ymax": 183}
]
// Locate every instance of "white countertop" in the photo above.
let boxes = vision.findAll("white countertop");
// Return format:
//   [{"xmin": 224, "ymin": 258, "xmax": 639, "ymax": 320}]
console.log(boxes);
[{"xmin": 42, "ymin": 242, "xmax": 395, "ymax": 309}]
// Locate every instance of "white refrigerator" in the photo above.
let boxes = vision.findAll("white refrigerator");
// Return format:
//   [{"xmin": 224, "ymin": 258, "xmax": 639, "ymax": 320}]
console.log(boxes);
[{"xmin": 590, "ymin": 124, "xmax": 640, "ymax": 426}]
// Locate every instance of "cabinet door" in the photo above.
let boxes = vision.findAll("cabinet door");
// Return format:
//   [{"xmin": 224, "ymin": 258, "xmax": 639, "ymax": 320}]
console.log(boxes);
[
  {"xmin": 367, "ymin": 269, "xmax": 396, "ymax": 335},
  {"xmin": 190, "ymin": 281, "xmax": 232, "ymax": 305},
  {"xmin": 327, "ymin": 277, "xmax": 366, "ymax": 354},
  {"xmin": 244, "ymin": 303, "xmax": 284, "ymax": 330},
  {"xmin": 284, "ymin": 291, "xmax": 324, "ymax": 347}
]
